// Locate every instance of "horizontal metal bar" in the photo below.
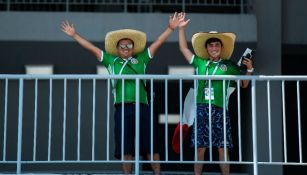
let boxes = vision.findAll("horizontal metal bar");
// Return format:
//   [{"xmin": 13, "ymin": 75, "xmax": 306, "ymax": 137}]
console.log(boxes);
[
  {"xmin": 10, "ymin": 160, "xmax": 307, "ymax": 166},
  {"xmin": 18, "ymin": 160, "xmax": 256, "ymax": 164},
  {"xmin": 0, "ymin": 74, "xmax": 307, "ymax": 81}
]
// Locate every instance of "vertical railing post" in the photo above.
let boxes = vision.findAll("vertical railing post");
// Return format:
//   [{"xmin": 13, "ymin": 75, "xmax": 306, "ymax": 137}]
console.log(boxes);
[
  {"xmin": 106, "ymin": 79, "xmax": 111, "ymax": 161},
  {"xmin": 121, "ymin": 79, "xmax": 125, "ymax": 160},
  {"xmin": 164, "ymin": 79, "xmax": 169, "ymax": 161},
  {"xmin": 208, "ymin": 79, "xmax": 212, "ymax": 161},
  {"xmin": 179, "ymin": 79, "xmax": 183, "ymax": 160},
  {"xmin": 124, "ymin": 0, "xmax": 127, "ymax": 13},
  {"xmin": 6, "ymin": 1, "xmax": 10, "ymax": 11},
  {"xmin": 33, "ymin": 79, "xmax": 38, "ymax": 161},
  {"xmin": 296, "ymin": 81, "xmax": 302, "ymax": 163},
  {"xmin": 77, "ymin": 78, "xmax": 82, "ymax": 161},
  {"xmin": 47, "ymin": 79, "xmax": 53, "ymax": 161},
  {"xmin": 66, "ymin": 0, "xmax": 69, "ymax": 12},
  {"xmin": 237, "ymin": 80, "xmax": 242, "ymax": 162},
  {"xmin": 193, "ymin": 80, "xmax": 197, "ymax": 161},
  {"xmin": 223, "ymin": 80, "xmax": 227, "ymax": 161},
  {"xmin": 16, "ymin": 78, "xmax": 24, "ymax": 174},
  {"xmin": 3, "ymin": 79, "xmax": 8, "ymax": 161},
  {"xmin": 91, "ymin": 79, "xmax": 96, "ymax": 161},
  {"xmin": 251, "ymin": 78, "xmax": 258, "ymax": 175},
  {"xmin": 282, "ymin": 81, "xmax": 287, "ymax": 163},
  {"xmin": 150, "ymin": 79, "xmax": 154, "ymax": 160},
  {"xmin": 62, "ymin": 79, "xmax": 67, "ymax": 161},
  {"xmin": 267, "ymin": 81, "xmax": 272, "ymax": 162},
  {"xmin": 240, "ymin": 0, "xmax": 244, "ymax": 13},
  {"xmin": 135, "ymin": 78, "xmax": 140, "ymax": 174}
]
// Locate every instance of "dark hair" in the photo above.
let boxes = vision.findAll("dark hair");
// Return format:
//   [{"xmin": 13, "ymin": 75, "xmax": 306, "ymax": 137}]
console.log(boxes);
[
  {"xmin": 205, "ymin": 38, "xmax": 223, "ymax": 48},
  {"xmin": 116, "ymin": 38, "xmax": 134, "ymax": 46}
]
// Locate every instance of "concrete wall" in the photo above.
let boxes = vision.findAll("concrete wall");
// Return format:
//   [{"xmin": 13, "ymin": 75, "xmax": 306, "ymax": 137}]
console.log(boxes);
[
  {"xmin": 0, "ymin": 12, "xmax": 257, "ymax": 42},
  {"xmin": 253, "ymin": 0, "xmax": 283, "ymax": 174},
  {"xmin": 282, "ymin": 0, "xmax": 307, "ymax": 44}
]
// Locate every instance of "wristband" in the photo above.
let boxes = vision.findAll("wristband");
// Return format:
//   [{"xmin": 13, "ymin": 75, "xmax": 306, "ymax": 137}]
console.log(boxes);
[{"xmin": 247, "ymin": 68, "xmax": 254, "ymax": 73}]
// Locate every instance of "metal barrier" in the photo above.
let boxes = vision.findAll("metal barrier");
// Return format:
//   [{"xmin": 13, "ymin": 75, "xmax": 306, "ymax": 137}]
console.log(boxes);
[
  {"xmin": 0, "ymin": 0, "xmax": 253, "ymax": 13},
  {"xmin": 0, "ymin": 74, "xmax": 307, "ymax": 174}
]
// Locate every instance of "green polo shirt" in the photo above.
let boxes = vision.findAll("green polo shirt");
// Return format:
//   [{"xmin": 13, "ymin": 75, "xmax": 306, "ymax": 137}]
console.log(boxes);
[
  {"xmin": 100, "ymin": 48, "xmax": 151, "ymax": 104},
  {"xmin": 191, "ymin": 55, "xmax": 240, "ymax": 108}
]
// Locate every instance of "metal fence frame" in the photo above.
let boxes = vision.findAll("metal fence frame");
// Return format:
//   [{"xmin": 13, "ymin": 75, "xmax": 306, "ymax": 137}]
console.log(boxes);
[{"xmin": 1, "ymin": 74, "xmax": 307, "ymax": 174}]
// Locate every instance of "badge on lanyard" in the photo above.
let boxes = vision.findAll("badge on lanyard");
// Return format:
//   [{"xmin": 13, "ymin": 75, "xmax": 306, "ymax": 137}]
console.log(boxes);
[
  {"xmin": 203, "ymin": 60, "xmax": 220, "ymax": 101},
  {"xmin": 204, "ymin": 87, "xmax": 214, "ymax": 100}
]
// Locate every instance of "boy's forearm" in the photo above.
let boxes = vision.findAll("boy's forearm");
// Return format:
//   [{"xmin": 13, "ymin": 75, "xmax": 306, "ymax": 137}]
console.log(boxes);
[
  {"xmin": 72, "ymin": 33, "xmax": 101, "ymax": 58},
  {"xmin": 149, "ymin": 26, "xmax": 174, "ymax": 56},
  {"xmin": 179, "ymin": 28, "xmax": 188, "ymax": 50}
]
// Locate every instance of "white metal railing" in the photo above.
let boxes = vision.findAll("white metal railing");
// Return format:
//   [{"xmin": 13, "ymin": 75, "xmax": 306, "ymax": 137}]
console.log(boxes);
[
  {"xmin": 0, "ymin": 0, "xmax": 253, "ymax": 13},
  {"xmin": 0, "ymin": 74, "xmax": 307, "ymax": 174}
]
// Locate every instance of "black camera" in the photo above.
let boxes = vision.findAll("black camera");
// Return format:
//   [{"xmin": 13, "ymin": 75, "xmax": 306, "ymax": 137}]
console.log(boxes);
[{"xmin": 237, "ymin": 48, "xmax": 255, "ymax": 73}]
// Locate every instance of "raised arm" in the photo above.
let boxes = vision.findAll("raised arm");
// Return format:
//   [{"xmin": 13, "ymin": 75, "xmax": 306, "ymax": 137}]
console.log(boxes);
[
  {"xmin": 240, "ymin": 58, "xmax": 254, "ymax": 88},
  {"xmin": 149, "ymin": 12, "xmax": 183, "ymax": 56},
  {"xmin": 178, "ymin": 13, "xmax": 193, "ymax": 62},
  {"xmin": 61, "ymin": 20, "xmax": 102, "ymax": 60}
]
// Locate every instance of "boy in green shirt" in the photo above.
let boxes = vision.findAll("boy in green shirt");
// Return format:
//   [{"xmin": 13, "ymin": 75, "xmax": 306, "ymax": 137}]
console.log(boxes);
[
  {"xmin": 61, "ymin": 12, "xmax": 184, "ymax": 174},
  {"xmin": 178, "ymin": 13, "xmax": 254, "ymax": 175}
]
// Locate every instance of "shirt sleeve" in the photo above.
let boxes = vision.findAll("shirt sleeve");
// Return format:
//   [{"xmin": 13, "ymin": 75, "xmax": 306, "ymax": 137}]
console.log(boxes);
[
  {"xmin": 190, "ymin": 55, "xmax": 195, "ymax": 65},
  {"xmin": 136, "ymin": 48, "xmax": 151, "ymax": 65},
  {"xmin": 147, "ymin": 48, "xmax": 152, "ymax": 59},
  {"xmin": 100, "ymin": 51, "xmax": 114, "ymax": 67},
  {"xmin": 191, "ymin": 55, "xmax": 204, "ymax": 68},
  {"xmin": 99, "ymin": 51, "xmax": 104, "ymax": 62}
]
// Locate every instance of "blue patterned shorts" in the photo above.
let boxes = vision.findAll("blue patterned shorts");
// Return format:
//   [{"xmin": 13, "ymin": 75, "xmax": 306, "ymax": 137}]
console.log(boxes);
[{"xmin": 191, "ymin": 104, "xmax": 233, "ymax": 148}]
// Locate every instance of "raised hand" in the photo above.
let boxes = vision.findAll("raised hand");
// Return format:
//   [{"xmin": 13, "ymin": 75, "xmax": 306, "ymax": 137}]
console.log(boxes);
[
  {"xmin": 178, "ymin": 12, "xmax": 190, "ymax": 29},
  {"xmin": 61, "ymin": 20, "xmax": 76, "ymax": 37},
  {"xmin": 168, "ymin": 12, "xmax": 185, "ymax": 30},
  {"xmin": 60, "ymin": 20, "xmax": 102, "ymax": 59},
  {"xmin": 242, "ymin": 57, "xmax": 253, "ymax": 70}
]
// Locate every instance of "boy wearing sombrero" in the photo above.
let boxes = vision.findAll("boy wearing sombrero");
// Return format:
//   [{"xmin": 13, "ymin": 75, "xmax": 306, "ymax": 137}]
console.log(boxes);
[
  {"xmin": 178, "ymin": 13, "xmax": 254, "ymax": 175},
  {"xmin": 61, "ymin": 12, "xmax": 184, "ymax": 174}
]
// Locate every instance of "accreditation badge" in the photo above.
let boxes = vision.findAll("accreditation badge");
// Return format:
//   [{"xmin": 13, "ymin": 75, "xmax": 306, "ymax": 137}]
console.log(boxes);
[
  {"xmin": 204, "ymin": 88, "xmax": 214, "ymax": 100},
  {"xmin": 130, "ymin": 58, "xmax": 138, "ymax": 64}
]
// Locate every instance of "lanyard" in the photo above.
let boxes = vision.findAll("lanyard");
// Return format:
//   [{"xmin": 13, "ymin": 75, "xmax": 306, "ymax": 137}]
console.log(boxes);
[
  {"xmin": 111, "ymin": 57, "xmax": 131, "ymax": 89},
  {"xmin": 204, "ymin": 59, "xmax": 221, "ymax": 87},
  {"xmin": 118, "ymin": 57, "xmax": 132, "ymax": 75},
  {"xmin": 205, "ymin": 59, "xmax": 221, "ymax": 76},
  {"xmin": 114, "ymin": 57, "xmax": 147, "ymax": 90}
]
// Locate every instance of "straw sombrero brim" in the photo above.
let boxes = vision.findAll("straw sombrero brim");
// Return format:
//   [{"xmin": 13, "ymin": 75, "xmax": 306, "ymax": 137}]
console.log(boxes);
[
  {"xmin": 105, "ymin": 29, "xmax": 146, "ymax": 56},
  {"xmin": 192, "ymin": 32, "xmax": 236, "ymax": 60}
]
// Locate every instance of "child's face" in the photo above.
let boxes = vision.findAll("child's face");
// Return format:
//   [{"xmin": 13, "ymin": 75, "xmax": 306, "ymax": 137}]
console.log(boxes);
[
  {"xmin": 117, "ymin": 39, "xmax": 134, "ymax": 59},
  {"xmin": 206, "ymin": 41, "xmax": 223, "ymax": 59}
]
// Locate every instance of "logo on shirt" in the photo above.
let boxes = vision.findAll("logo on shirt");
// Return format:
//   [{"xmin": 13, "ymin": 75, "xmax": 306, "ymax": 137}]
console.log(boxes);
[
  {"xmin": 130, "ymin": 58, "xmax": 138, "ymax": 64},
  {"xmin": 220, "ymin": 64, "xmax": 227, "ymax": 72}
]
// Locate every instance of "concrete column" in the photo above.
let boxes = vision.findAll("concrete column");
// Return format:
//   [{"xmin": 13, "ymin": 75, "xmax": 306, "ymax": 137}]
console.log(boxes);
[{"xmin": 250, "ymin": 0, "xmax": 283, "ymax": 174}]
